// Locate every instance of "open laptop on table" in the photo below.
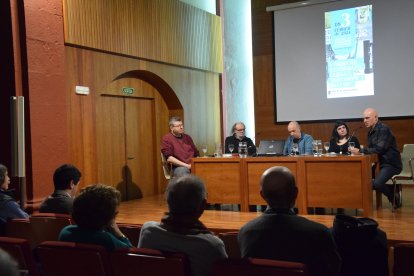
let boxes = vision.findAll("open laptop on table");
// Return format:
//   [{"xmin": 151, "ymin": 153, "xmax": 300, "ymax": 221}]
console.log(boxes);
[{"xmin": 256, "ymin": 140, "xmax": 285, "ymax": 156}]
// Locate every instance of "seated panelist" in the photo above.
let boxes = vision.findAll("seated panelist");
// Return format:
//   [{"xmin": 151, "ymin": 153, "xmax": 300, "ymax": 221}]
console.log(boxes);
[
  {"xmin": 224, "ymin": 122, "xmax": 256, "ymax": 156},
  {"xmin": 161, "ymin": 116, "xmax": 199, "ymax": 177},
  {"xmin": 282, "ymin": 121, "xmax": 314, "ymax": 155},
  {"xmin": 328, "ymin": 121, "xmax": 360, "ymax": 155}
]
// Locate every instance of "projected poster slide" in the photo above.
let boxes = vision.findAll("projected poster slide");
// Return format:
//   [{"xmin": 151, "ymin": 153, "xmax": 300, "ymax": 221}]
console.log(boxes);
[{"xmin": 325, "ymin": 5, "xmax": 373, "ymax": 99}]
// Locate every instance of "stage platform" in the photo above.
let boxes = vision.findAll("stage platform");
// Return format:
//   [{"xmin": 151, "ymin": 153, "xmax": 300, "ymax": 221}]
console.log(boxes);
[{"xmin": 117, "ymin": 186, "xmax": 414, "ymax": 244}]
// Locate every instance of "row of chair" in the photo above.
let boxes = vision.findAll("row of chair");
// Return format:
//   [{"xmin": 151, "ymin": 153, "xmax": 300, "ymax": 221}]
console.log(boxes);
[
  {"xmin": 0, "ymin": 237, "xmax": 309, "ymax": 276},
  {"xmin": 4, "ymin": 213, "xmax": 142, "ymax": 249}
]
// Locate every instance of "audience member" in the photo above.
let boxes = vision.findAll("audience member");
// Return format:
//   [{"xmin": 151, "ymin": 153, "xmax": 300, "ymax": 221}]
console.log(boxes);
[
  {"xmin": 238, "ymin": 166, "xmax": 341, "ymax": 276},
  {"xmin": 0, "ymin": 248, "xmax": 19, "ymax": 276},
  {"xmin": 59, "ymin": 184, "xmax": 132, "ymax": 251},
  {"xmin": 352, "ymin": 108, "xmax": 402, "ymax": 207},
  {"xmin": 39, "ymin": 164, "xmax": 81, "ymax": 214},
  {"xmin": 138, "ymin": 174, "xmax": 227, "ymax": 276},
  {"xmin": 161, "ymin": 117, "xmax": 199, "ymax": 177},
  {"xmin": 224, "ymin": 122, "xmax": 256, "ymax": 156},
  {"xmin": 329, "ymin": 120, "xmax": 360, "ymax": 155},
  {"xmin": 282, "ymin": 121, "xmax": 314, "ymax": 155},
  {"xmin": 0, "ymin": 164, "xmax": 29, "ymax": 234}
]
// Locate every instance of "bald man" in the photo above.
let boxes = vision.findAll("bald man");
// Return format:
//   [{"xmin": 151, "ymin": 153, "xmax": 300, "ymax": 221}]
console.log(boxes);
[
  {"xmin": 358, "ymin": 108, "xmax": 402, "ymax": 208},
  {"xmin": 238, "ymin": 166, "xmax": 341, "ymax": 276},
  {"xmin": 282, "ymin": 121, "xmax": 314, "ymax": 155}
]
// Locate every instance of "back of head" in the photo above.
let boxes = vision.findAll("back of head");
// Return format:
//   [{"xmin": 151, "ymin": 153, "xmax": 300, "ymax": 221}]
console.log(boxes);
[
  {"xmin": 53, "ymin": 164, "xmax": 81, "ymax": 190},
  {"xmin": 0, "ymin": 164, "xmax": 7, "ymax": 184},
  {"xmin": 166, "ymin": 174, "xmax": 206, "ymax": 216},
  {"xmin": 72, "ymin": 184, "xmax": 120, "ymax": 230},
  {"xmin": 260, "ymin": 166, "xmax": 297, "ymax": 208},
  {"xmin": 0, "ymin": 248, "xmax": 19, "ymax": 276}
]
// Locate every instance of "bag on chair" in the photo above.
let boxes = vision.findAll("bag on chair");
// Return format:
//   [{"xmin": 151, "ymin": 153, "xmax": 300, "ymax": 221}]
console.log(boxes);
[{"xmin": 332, "ymin": 214, "xmax": 388, "ymax": 276}]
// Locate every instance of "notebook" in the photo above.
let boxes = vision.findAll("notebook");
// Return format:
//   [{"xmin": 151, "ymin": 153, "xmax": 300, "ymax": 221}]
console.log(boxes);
[{"xmin": 256, "ymin": 140, "xmax": 285, "ymax": 156}]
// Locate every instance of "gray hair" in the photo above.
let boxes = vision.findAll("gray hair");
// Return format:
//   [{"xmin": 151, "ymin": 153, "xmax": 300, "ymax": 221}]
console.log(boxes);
[
  {"xmin": 230, "ymin": 122, "xmax": 246, "ymax": 135},
  {"xmin": 165, "ymin": 174, "xmax": 207, "ymax": 215},
  {"xmin": 169, "ymin": 116, "xmax": 182, "ymax": 128}
]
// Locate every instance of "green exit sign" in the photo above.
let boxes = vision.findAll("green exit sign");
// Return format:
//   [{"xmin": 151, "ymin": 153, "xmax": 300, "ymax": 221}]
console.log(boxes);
[{"xmin": 122, "ymin": 87, "xmax": 135, "ymax": 95}]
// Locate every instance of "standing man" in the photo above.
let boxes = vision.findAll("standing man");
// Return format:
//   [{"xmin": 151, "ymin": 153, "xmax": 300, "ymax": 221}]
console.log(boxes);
[
  {"xmin": 161, "ymin": 117, "xmax": 199, "ymax": 177},
  {"xmin": 224, "ymin": 122, "xmax": 256, "ymax": 155},
  {"xmin": 352, "ymin": 108, "xmax": 402, "ymax": 207},
  {"xmin": 238, "ymin": 166, "xmax": 341, "ymax": 276},
  {"xmin": 39, "ymin": 164, "xmax": 81, "ymax": 214},
  {"xmin": 282, "ymin": 121, "xmax": 314, "ymax": 155}
]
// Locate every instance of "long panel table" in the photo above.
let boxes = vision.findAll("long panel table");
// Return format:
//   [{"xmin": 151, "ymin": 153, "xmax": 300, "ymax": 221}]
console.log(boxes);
[{"xmin": 192, "ymin": 154, "xmax": 376, "ymax": 216}]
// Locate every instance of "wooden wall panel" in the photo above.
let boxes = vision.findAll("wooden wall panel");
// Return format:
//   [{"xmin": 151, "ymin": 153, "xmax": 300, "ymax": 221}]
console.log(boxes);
[
  {"xmin": 252, "ymin": 0, "xmax": 414, "ymax": 149},
  {"xmin": 66, "ymin": 46, "xmax": 221, "ymax": 191},
  {"xmin": 63, "ymin": 0, "xmax": 222, "ymax": 73}
]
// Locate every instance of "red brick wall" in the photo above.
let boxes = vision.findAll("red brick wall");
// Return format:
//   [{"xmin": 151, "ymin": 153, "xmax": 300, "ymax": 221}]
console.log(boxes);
[{"xmin": 23, "ymin": 0, "xmax": 68, "ymax": 209}]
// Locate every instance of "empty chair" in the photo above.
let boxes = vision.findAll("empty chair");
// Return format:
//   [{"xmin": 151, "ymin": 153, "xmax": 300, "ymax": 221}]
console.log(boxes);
[
  {"xmin": 111, "ymin": 247, "xmax": 191, "ymax": 276},
  {"xmin": 393, "ymin": 242, "xmax": 414, "ymax": 276},
  {"xmin": 5, "ymin": 213, "xmax": 72, "ymax": 249},
  {"xmin": 35, "ymin": 241, "xmax": 111, "ymax": 276},
  {"xmin": 213, "ymin": 258, "xmax": 308, "ymax": 276},
  {"xmin": 116, "ymin": 223, "xmax": 142, "ymax": 246},
  {"xmin": 29, "ymin": 213, "xmax": 73, "ymax": 247},
  {"xmin": 390, "ymin": 144, "xmax": 414, "ymax": 211},
  {"xmin": 161, "ymin": 151, "xmax": 172, "ymax": 180},
  {"xmin": 5, "ymin": 218, "xmax": 31, "ymax": 240},
  {"xmin": 0, "ymin": 236, "xmax": 40, "ymax": 276},
  {"xmin": 218, "ymin": 232, "xmax": 240, "ymax": 258}
]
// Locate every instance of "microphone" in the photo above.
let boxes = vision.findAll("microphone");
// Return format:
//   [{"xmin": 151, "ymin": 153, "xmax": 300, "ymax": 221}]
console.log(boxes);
[{"xmin": 348, "ymin": 125, "xmax": 363, "ymax": 142}]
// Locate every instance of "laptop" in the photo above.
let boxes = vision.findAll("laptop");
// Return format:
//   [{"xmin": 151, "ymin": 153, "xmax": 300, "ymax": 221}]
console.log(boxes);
[{"xmin": 256, "ymin": 140, "xmax": 285, "ymax": 156}]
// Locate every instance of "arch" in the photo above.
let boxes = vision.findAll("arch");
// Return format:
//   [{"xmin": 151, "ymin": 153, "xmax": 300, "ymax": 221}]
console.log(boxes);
[{"xmin": 113, "ymin": 70, "xmax": 182, "ymax": 110}]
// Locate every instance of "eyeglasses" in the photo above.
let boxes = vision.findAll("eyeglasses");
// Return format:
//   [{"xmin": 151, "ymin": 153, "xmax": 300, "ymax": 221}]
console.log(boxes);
[
  {"xmin": 173, "ymin": 124, "xmax": 184, "ymax": 128},
  {"xmin": 236, "ymin": 128, "xmax": 245, "ymax": 132}
]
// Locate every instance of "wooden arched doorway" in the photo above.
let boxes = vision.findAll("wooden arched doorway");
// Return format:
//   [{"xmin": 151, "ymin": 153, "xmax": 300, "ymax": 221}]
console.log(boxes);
[{"xmin": 95, "ymin": 70, "xmax": 182, "ymax": 200}]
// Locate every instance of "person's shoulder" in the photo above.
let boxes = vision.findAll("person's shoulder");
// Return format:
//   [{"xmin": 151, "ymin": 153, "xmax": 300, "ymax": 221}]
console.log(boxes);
[
  {"xmin": 141, "ymin": 221, "xmax": 162, "ymax": 231},
  {"xmin": 162, "ymin": 132, "xmax": 173, "ymax": 140},
  {"xmin": 303, "ymin": 133, "xmax": 313, "ymax": 140},
  {"xmin": 239, "ymin": 215, "xmax": 266, "ymax": 232}
]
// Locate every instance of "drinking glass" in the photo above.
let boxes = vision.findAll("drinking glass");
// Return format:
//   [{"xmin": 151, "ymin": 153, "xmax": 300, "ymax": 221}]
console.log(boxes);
[
  {"xmin": 214, "ymin": 143, "xmax": 223, "ymax": 157},
  {"xmin": 238, "ymin": 142, "xmax": 247, "ymax": 158},
  {"xmin": 291, "ymin": 143, "xmax": 299, "ymax": 156},
  {"xmin": 349, "ymin": 141, "xmax": 355, "ymax": 155},
  {"xmin": 312, "ymin": 140, "xmax": 318, "ymax": 156},
  {"xmin": 317, "ymin": 140, "xmax": 323, "ymax": 156},
  {"xmin": 201, "ymin": 145, "xmax": 207, "ymax": 157},
  {"xmin": 228, "ymin": 144, "xmax": 235, "ymax": 154},
  {"xmin": 324, "ymin": 142, "xmax": 330, "ymax": 154}
]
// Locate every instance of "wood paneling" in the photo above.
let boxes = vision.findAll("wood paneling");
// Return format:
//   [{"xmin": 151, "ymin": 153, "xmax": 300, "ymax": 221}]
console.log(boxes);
[
  {"xmin": 252, "ymin": 0, "xmax": 414, "ymax": 149},
  {"xmin": 66, "ymin": 46, "xmax": 221, "ymax": 192},
  {"xmin": 63, "ymin": 0, "xmax": 222, "ymax": 73}
]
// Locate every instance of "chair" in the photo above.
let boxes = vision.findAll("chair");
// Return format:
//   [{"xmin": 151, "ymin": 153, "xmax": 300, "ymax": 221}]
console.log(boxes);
[
  {"xmin": 29, "ymin": 213, "xmax": 73, "ymax": 247},
  {"xmin": 0, "ymin": 236, "xmax": 40, "ymax": 276},
  {"xmin": 390, "ymin": 144, "xmax": 414, "ymax": 211},
  {"xmin": 393, "ymin": 242, "xmax": 414, "ymax": 276},
  {"xmin": 117, "ymin": 223, "xmax": 142, "ymax": 246},
  {"xmin": 35, "ymin": 241, "xmax": 112, "ymax": 276},
  {"xmin": 110, "ymin": 247, "xmax": 191, "ymax": 276},
  {"xmin": 218, "ymin": 232, "xmax": 241, "ymax": 258},
  {"xmin": 161, "ymin": 151, "xmax": 173, "ymax": 180},
  {"xmin": 213, "ymin": 258, "xmax": 309, "ymax": 276},
  {"xmin": 5, "ymin": 214, "xmax": 72, "ymax": 249}
]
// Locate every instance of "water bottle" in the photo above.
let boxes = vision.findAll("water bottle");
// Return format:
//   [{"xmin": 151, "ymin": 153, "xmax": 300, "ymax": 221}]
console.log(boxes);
[{"xmin": 238, "ymin": 142, "xmax": 247, "ymax": 158}]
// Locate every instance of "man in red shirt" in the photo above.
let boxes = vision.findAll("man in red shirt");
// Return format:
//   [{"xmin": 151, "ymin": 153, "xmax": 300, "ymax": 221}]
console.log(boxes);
[{"xmin": 161, "ymin": 117, "xmax": 199, "ymax": 177}]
